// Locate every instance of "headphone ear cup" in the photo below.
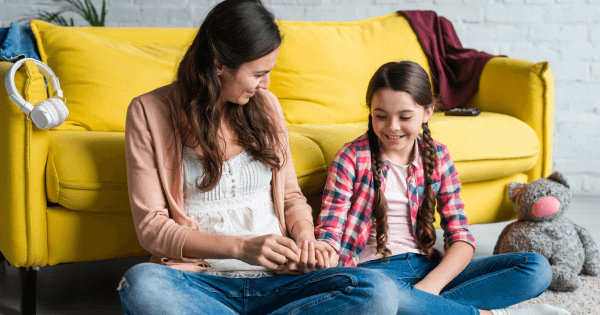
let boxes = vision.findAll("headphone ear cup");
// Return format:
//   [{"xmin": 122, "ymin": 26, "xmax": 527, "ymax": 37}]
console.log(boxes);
[
  {"xmin": 46, "ymin": 97, "xmax": 69, "ymax": 125},
  {"xmin": 32, "ymin": 100, "xmax": 60, "ymax": 129}
]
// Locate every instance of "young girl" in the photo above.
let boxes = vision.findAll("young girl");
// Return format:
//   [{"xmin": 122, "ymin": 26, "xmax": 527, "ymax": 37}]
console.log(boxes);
[
  {"xmin": 117, "ymin": 1, "xmax": 398, "ymax": 314},
  {"xmin": 315, "ymin": 61, "xmax": 571, "ymax": 315}
]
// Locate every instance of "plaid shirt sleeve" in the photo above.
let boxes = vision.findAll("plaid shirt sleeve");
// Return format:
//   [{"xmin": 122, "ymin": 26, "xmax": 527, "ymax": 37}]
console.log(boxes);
[
  {"xmin": 435, "ymin": 142, "xmax": 476, "ymax": 251},
  {"xmin": 315, "ymin": 143, "xmax": 357, "ymax": 260}
]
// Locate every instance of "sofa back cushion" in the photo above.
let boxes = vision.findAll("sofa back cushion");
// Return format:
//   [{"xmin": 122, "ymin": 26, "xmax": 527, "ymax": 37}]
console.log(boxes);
[
  {"xmin": 30, "ymin": 20, "xmax": 194, "ymax": 131},
  {"xmin": 31, "ymin": 13, "xmax": 428, "ymax": 131},
  {"xmin": 274, "ymin": 13, "xmax": 430, "ymax": 124}
]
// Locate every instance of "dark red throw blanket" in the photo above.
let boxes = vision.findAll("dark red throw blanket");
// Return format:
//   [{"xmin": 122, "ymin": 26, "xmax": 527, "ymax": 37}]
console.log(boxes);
[{"xmin": 401, "ymin": 10, "xmax": 496, "ymax": 110}]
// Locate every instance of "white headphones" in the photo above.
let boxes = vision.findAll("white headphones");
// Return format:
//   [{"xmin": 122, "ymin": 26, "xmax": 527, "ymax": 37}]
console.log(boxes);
[{"xmin": 4, "ymin": 58, "xmax": 68, "ymax": 129}]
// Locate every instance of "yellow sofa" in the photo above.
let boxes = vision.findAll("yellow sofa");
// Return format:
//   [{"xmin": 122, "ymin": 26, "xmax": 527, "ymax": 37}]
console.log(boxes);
[{"xmin": 0, "ymin": 12, "xmax": 553, "ymax": 307}]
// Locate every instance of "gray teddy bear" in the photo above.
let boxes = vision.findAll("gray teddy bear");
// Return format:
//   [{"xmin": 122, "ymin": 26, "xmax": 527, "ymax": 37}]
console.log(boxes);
[{"xmin": 493, "ymin": 171, "xmax": 599, "ymax": 292}]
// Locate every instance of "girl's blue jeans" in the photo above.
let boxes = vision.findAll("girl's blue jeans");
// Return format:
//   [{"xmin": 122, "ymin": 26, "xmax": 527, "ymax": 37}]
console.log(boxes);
[
  {"xmin": 357, "ymin": 252, "xmax": 552, "ymax": 315},
  {"xmin": 117, "ymin": 262, "xmax": 399, "ymax": 315}
]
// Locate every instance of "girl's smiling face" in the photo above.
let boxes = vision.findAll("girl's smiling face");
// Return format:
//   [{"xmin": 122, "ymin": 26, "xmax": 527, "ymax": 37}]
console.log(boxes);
[{"xmin": 371, "ymin": 88, "xmax": 433, "ymax": 165}]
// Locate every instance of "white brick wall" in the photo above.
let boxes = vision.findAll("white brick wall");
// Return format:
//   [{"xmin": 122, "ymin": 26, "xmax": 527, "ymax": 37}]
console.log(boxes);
[{"xmin": 2, "ymin": 0, "xmax": 599, "ymax": 195}]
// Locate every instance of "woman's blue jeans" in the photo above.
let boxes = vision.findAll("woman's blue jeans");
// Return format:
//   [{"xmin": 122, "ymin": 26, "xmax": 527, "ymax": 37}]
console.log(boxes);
[
  {"xmin": 118, "ymin": 262, "xmax": 399, "ymax": 315},
  {"xmin": 357, "ymin": 252, "xmax": 552, "ymax": 315}
]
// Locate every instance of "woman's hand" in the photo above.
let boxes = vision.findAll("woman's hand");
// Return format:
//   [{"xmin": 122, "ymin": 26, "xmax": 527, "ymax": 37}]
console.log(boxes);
[
  {"xmin": 285, "ymin": 240, "xmax": 324, "ymax": 273},
  {"xmin": 287, "ymin": 219, "xmax": 339, "ymax": 273},
  {"xmin": 284, "ymin": 240, "xmax": 339, "ymax": 274},
  {"xmin": 235, "ymin": 234, "xmax": 301, "ymax": 270}
]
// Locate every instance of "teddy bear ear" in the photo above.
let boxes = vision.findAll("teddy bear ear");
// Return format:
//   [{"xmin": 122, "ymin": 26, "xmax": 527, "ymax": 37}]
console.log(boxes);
[
  {"xmin": 547, "ymin": 171, "xmax": 570, "ymax": 189},
  {"xmin": 508, "ymin": 182, "xmax": 526, "ymax": 203}
]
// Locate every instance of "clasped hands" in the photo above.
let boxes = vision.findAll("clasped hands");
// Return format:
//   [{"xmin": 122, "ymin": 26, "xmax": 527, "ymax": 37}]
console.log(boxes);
[
  {"xmin": 237, "ymin": 234, "xmax": 339, "ymax": 274},
  {"xmin": 280, "ymin": 238, "xmax": 339, "ymax": 274}
]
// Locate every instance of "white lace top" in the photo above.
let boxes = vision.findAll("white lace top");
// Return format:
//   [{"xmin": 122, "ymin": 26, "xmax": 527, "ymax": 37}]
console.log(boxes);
[{"xmin": 182, "ymin": 146, "xmax": 282, "ymax": 278}]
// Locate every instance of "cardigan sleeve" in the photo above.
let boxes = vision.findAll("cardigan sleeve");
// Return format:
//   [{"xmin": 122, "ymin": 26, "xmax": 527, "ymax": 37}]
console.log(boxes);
[
  {"xmin": 261, "ymin": 90, "xmax": 314, "ymax": 236},
  {"xmin": 125, "ymin": 96, "xmax": 193, "ymax": 260}
]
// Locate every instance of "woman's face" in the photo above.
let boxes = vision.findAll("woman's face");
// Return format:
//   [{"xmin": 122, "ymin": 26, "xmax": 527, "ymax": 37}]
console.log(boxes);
[
  {"xmin": 371, "ymin": 88, "xmax": 433, "ymax": 165},
  {"xmin": 216, "ymin": 47, "xmax": 280, "ymax": 105}
]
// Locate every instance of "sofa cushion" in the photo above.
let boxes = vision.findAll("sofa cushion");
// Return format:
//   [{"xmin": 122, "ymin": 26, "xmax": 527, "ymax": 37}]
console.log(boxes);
[
  {"xmin": 287, "ymin": 112, "xmax": 540, "ymax": 185},
  {"xmin": 30, "ymin": 13, "xmax": 428, "ymax": 131},
  {"xmin": 46, "ymin": 112, "xmax": 539, "ymax": 212},
  {"xmin": 30, "ymin": 20, "xmax": 193, "ymax": 132},
  {"xmin": 288, "ymin": 132, "xmax": 329, "ymax": 195},
  {"xmin": 47, "ymin": 131, "xmax": 129, "ymax": 212},
  {"xmin": 273, "ymin": 13, "xmax": 430, "ymax": 125},
  {"xmin": 46, "ymin": 130, "xmax": 326, "ymax": 212},
  {"xmin": 430, "ymin": 112, "xmax": 540, "ymax": 183}
]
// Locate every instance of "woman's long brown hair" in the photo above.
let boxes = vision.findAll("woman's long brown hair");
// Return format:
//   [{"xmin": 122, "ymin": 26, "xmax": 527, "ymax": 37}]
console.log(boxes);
[
  {"xmin": 365, "ymin": 61, "xmax": 442, "ymax": 260},
  {"xmin": 173, "ymin": 0, "xmax": 285, "ymax": 192}
]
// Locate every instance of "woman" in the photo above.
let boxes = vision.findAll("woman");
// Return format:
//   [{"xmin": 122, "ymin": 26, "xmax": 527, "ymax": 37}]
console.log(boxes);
[{"xmin": 117, "ymin": 1, "xmax": 398, "ymax": 314}]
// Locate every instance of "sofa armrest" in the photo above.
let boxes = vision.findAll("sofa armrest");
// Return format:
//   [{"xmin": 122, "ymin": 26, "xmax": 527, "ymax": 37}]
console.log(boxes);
[
  {"xmin": 467, "ymin": 57, "xmax": 554, "ymax": 182},
  {"xmin": 0, "ymin": 60, "xmax": 51, "ymax": 267}
]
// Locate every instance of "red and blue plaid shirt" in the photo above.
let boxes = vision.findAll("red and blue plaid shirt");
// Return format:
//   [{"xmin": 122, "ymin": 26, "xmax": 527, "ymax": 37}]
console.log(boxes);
[{"xmin": 315, "ymin": 132, "xmax": 475, "ymax": 267}]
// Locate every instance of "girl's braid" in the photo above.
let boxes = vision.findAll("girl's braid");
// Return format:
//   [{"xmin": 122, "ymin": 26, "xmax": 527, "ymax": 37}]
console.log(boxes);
[
  {"xmin": 367, "ymin": 115, "xmax": 392, "ymax": 260},
  {"xmin": 418, "ymin": 122, "xmax": 442, "ymax": 259}
]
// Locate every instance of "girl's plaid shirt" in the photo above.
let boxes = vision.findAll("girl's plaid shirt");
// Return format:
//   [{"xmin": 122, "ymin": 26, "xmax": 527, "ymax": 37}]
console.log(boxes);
[{"xmin": 315, "ymin": 132, "xmax": 476, "ymax": 267}]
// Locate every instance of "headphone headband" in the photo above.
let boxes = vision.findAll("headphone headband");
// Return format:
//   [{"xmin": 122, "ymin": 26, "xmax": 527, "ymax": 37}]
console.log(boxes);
[{"xmin": 4, "ymin": 58, "xmax": 63, "ymax": 115}]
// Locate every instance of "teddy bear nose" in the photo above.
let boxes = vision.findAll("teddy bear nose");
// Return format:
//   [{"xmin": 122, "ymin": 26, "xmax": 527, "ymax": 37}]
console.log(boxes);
[{"xmin": 531, "ymin": 196, "xmax": 560, "ymax": 217}]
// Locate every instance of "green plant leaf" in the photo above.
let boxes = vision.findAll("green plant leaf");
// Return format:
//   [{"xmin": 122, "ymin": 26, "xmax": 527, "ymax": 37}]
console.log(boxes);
[
  {"xmin": 101, "ymin": 0, "xmax": 106, "ymax": 26},
  {"xmin": 86, "ymin": 0, "xmax": 99, "ymax": 25},
  {"xmin": 22, "ymin": 0, "xmax": 107, "ymax": 26},
  {"xmin": 27, "ymin": 10, "xmax": 70, "ymax": 26}
]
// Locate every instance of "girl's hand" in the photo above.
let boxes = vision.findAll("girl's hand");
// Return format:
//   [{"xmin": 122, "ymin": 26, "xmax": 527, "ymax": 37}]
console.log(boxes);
[
  {"xmin": 235, "ymin": 234, "xmax": 301, "ymax": 270},
  {"xmin": 313, "ymin": 240, "xmax": 339, "ymax": 268},
  {"xmin": 284, "ymin": 240, "xmax": 339, "ymax": 273},
  {"xmin": 284, "ymin": 240, "xmax": 323, "ymax": 273}
]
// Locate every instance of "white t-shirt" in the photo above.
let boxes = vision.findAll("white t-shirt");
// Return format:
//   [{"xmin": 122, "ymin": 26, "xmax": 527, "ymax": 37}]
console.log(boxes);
[{"xmin": 358, "ymin": 159, "xmax": 421, "ymax": 264}]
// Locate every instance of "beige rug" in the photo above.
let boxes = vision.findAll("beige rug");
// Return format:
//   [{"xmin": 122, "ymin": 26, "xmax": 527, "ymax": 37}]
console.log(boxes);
[{"xmin": 513, "ymin": 275, "xmax": 599, "ymax": 315}]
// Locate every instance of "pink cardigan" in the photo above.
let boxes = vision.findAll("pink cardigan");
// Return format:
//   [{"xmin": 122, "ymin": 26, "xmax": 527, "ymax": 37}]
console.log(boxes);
[{"xmin": 125, "ymin": 83, "xmax": 314, "ymax": 272}]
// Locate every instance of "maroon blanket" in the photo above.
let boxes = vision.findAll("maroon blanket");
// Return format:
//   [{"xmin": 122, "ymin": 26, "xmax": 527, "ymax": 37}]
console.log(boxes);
[{"xmin": 401, "ymin": 10, "xmax": 496, "ymax": 110}]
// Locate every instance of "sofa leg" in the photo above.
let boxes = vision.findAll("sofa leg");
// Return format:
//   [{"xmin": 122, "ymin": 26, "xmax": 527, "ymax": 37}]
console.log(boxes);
[
  {"xmin": 0, "ymin": 251, "xmax": 9, "ymax": 268},
  {"xmin": 20, "ymin": 267, "xmax": 37, "ymax": 315}
]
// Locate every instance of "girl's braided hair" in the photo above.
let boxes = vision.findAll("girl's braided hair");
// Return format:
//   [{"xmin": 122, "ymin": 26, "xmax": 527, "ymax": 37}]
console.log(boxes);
[{"xmin": 365, "ymin": 61, "xmax": 442, "ymax": 260}]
